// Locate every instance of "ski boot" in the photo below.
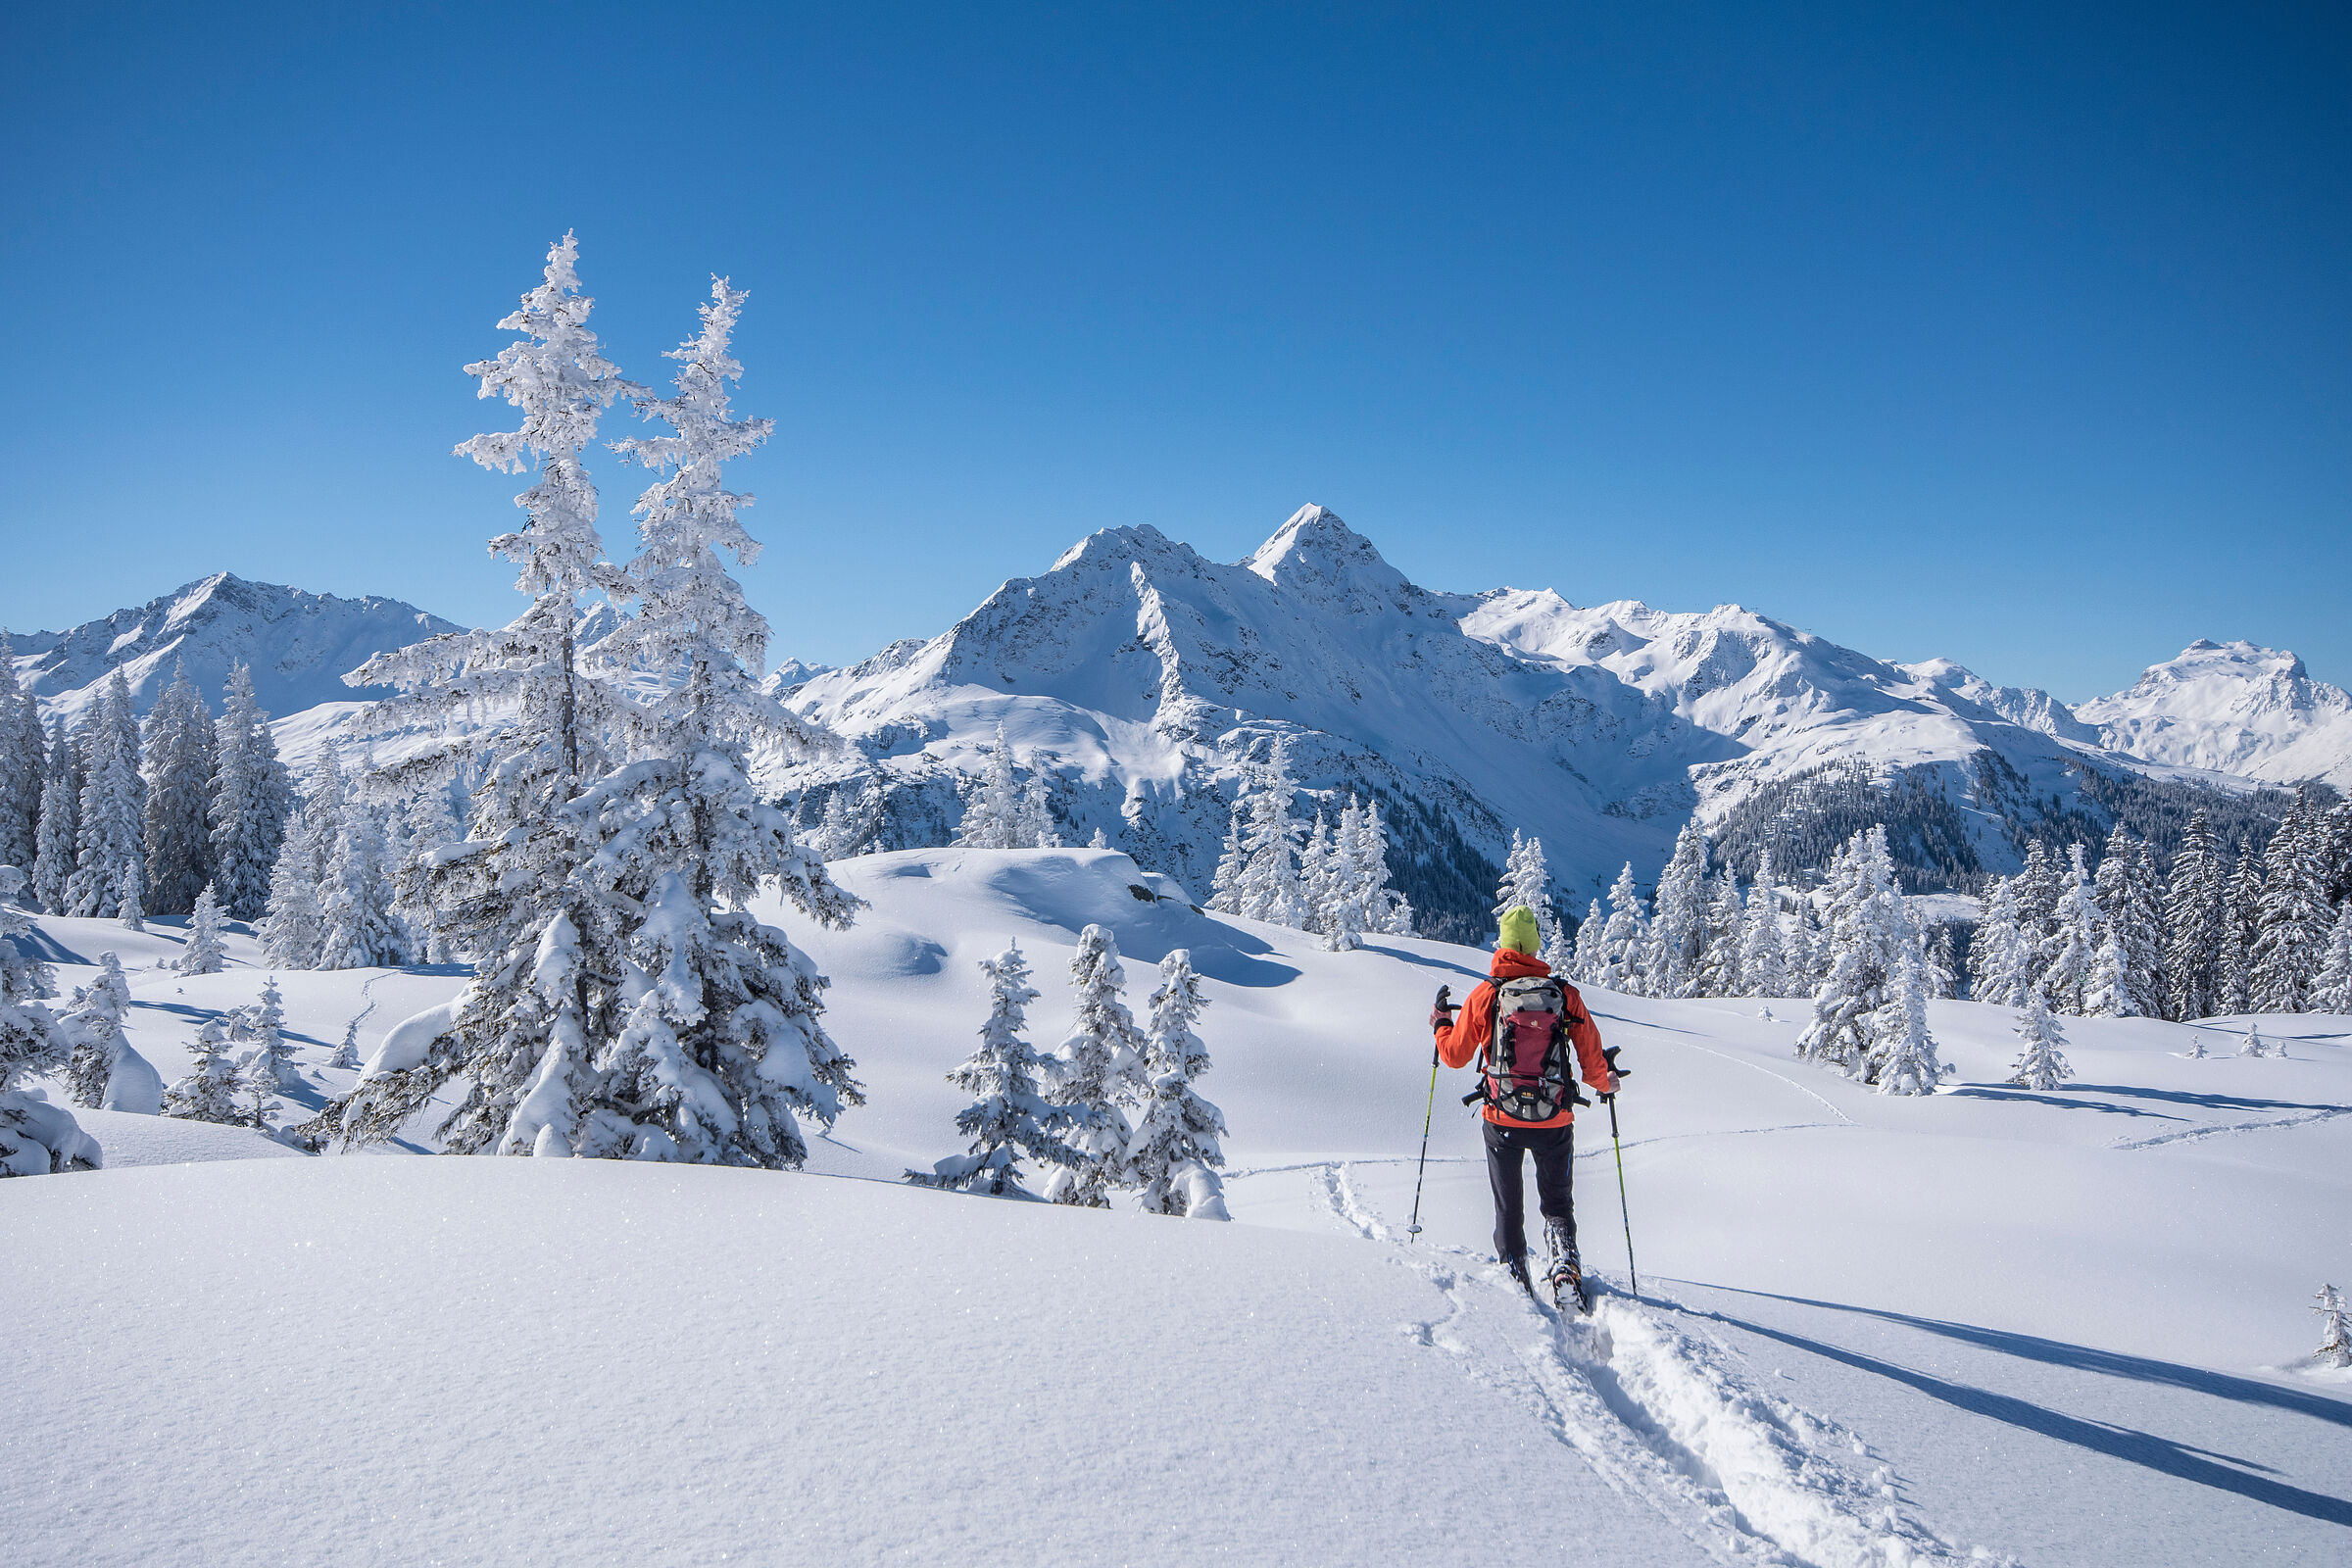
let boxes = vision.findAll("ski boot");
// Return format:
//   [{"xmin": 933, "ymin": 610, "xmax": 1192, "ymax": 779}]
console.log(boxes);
[
  {"xmin": 1544, "ymin": 1220, "xmax": 1591, "ymax": 1315},
  {"xmin": 1504, "ymin": 1251, "xmax": 1537, "ymax": 1300}
]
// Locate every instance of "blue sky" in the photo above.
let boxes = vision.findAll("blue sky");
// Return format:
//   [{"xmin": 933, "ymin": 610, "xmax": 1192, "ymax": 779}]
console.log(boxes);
[{"xmin": 3, "ymin": 2, "xmax": 2345, "ymax": 700}]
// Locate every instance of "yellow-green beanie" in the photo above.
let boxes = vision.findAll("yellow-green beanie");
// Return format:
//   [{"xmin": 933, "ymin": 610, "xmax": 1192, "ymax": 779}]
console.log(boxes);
[{"xmin": 1498, "ymin": 906, "xmax": 1540, "ymax": 955}]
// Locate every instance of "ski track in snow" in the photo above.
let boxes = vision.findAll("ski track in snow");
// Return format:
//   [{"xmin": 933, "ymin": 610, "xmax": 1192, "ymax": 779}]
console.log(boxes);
[
  {"xmin": 1649, "ymin": 1034, "xmax": 1859, "ymax": 1128},
  {"xmin": 2109, "ymin": 1104, "xmax": 2352, "ymax": 1151},
  {"xmin": 1292, "ymin": 1159, "xmax": 2007, "ymax": 1568}
]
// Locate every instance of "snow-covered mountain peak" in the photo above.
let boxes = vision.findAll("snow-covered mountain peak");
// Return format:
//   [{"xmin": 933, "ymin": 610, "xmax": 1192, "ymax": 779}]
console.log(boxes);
[
  {"xmin": 7, "ymin": 572, "xmax": 461, "ymax": 729},
  {"xmin": 2076, "ymin": 638, "xmax": 2352, "ymax": 786},
  {"xmin": 1241, "ymin": 504, "xmax": 1414, "ymax": 612}
]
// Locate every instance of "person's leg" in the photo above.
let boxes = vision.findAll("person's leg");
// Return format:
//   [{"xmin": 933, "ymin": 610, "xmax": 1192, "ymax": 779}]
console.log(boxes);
[
  {"xmin": 1530, "ymin": 1122, "xmax": 1575, "ymax": 1236},
  {"xmin": 1483, "ymin": 1118, "xmax": 1528, "ymax": 1263}
]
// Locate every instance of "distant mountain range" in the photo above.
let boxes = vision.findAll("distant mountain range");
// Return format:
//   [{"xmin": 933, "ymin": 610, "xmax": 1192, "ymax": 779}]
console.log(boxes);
[{"xmin": 10, "ymin": 520, "xmax": 2343, "ymax": 939}]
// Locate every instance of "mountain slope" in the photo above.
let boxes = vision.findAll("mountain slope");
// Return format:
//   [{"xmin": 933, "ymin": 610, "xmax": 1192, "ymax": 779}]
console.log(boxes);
[
  {"xmin": 6, "ymin": 572, "xmax": 460, "ymax": 729},
  {"xmin": 783, "ymin": 506, "xmax": 2229, "ymax": 925},
  {"xmin": 2078, "ymin": 639, "xmax": 2352, "ymax": 790}
]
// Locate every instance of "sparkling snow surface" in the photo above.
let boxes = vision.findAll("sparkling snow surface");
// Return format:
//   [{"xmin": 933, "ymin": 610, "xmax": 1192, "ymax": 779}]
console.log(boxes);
[{"xmin": 5, "ymin": 851, "xmax": 2348, "ymax": 1565}]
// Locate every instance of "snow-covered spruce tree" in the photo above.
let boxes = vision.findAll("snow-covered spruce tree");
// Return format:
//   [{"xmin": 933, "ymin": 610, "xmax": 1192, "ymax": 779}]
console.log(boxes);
[
  {"xmin": 2123, "ymin": 835, "xmax": 2171, "ymax": 1019},
  {"xmin": 258, "ymin": 814, "xmax": 325, "ymax": 970},
  {"xmin": 2314, "ymin": 1284, "xmax": 2352, "ymax": 1370},
  {"xmin": 179, "ymin": 883, "xmax": 228, "ymax": 975},
  {"xmin": 1796, "ymin": 827, "xmax": 1918, "ymax": 1082},
  {"xmin": 2006, "ymin": 991, "xmax": 2072, "ymax": 1091},
  {"xmin": 2014, "ymin": 841, "xmax": 2061, "ymax": 959},
  {"xmin": 1493, "ymin": 830, "xmax": 1556, "ymax": 932},
  {"xmin": 317, "ymin": 809, "xmax": 411, "ymax": 969},
  {"xmin": 238, "ymin": 976, "xmax": 299, "ymax": 1091},
  {"xmin": 1569, "ymin": 898, "xmax": 1605, "ymax": 984},
  {"xmin": 1234, "ymin": 739, "xmax": 1306, "ymax": 929},
  {"xmin": 1352, "ymin": 797, "xmax": 1412, "ymax": 937},
  {"xmin": 1923, "ymin": 923, "xmax": 1959, "ymax": 1000},
  {"xmin": 1126, "ymin": 948, "xmax": 1229, "ymax": 1218},
  {"xmin": 2219, "ymin": 842, "xmax": 2261, "ymax": 1014},
  {"xmin": 331, "ymin": 236, "xmax": 639, "ymax": 1155},
  {"xmin": 1298, "ymin": 810, "xmax": 1335, "ymax": 935},
  {"xmin": 1046, "ymin": 922, "xmax": 1149, "ymax": 1207},
  {"xmin": 0, "ymin": 866, "xmax": 98, "ymax": 1176},
  {"xmin": 1967, "ymin": 878, "xmax": 2028, "ymax": 1007},
  {"xmin": 2311, "ymin": 902, "xmax": 2352, "ymax": 1014},
  {"xmin": 1646, "ymin": 820, "xmax": 1713, "ymax": 1000},
  {"xmin": 392, "ymin": 784, "xmax": 465, "ymax": 963},
  {"xmin": 162, "ymin": 1014, "xmax": 243, "ymax": 1124},
  {"xmin": 140, "ymin": 662, "xmax": 216, "ymax": 915},
  {"xmin": 1870, "ymin": 948, "xmax": 1945, "ymax": 1096},
  {"xmin": 1088, "ymin": 826, "xmax": 1109, "ymax": 850},
  {"xmin": 208, "ymin": 663, "xmax": 292, "ymax": 921},
  {"xmin": 2083, "ymin": 920, "xmax": 2138, "ymax": 1019},
  {"xmin": 907, "ymin": 941, "xmax": 1077, "ymax": 1197},
  {"xmin": 955, "ymin": 724, "xmax": 1026, "ymax": 849},
  {"xmin": 1320, "ymin": 807, "xmax": 1370, "ymax": 953},
  {"xmin": 1019, "ymin": 766, "xmax": 1058, "ymax": 849},
  {"xmin": 2239, "ymin": 1021, "xmax": 2267, "ymax": 1058},
  {"xmin": 1694, "ymin": 870, "xmax": 1745, "ymax": 998},
  {"xmin": 2251, "ymin": 798, "xmax": 2331, "ymax": 1013},
  {"xmin": 2165, "ymin": 811, "xmax": 2228, "ymax": 1022},
  {"xmin": 293, "ymin": 748, "xmax": 348, "ymax": 887},
  {"xmin": 67, "ymin": 672, "xmax": 145, "ymax": 918},
  {"xmin": 1597, "ymin": 862, "xmax": 1650, "ymax": 995},
  {"xmin": 1737, "ymin": 853, "xmax": 1790, "ymax": 996},
  {"xmin": 2036, "ymin": 846, "xmax": 2101, "ymax": 1015},
  {"xmin": 117, "ymin": 860, "xmax": 144, "ymax": 932},
  {"xmin": 328, "ymin": 1017, "xmax": 363, "ymax": 1071},
  {"xmin": 239, "ymin": 1050, "xmax": 281, "ymax": 1134},
  {"xmin": 1206, "ymin": 799, "xmax": 1247, "ymax": 914},
  {"xmin": 508, "ymin": 272, "xmax": 862, "ymax": 1166},
  {"xmin": 60, "ymin": 951, "xmax": 132, "ymax": 1108},
  {"xmin": 0, "ymin": 645, "xmax": 48, "ymax": 875},
  {"xmin": 31, "ymin": 721, "xmax": 79, "ymax": 914}
]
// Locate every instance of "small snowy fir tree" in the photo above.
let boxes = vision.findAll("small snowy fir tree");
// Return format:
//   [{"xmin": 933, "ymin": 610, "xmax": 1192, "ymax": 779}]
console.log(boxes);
[
  {"xmin": 955, "ymin": 725, "xmax": 1026, "ymax": 849},
  {"xmin": 116, "ymin": 860, "xmax": 144, "ymax": 932},
  {"xmin": 907, "ymin": 941, "xmax": 1077, "ymax": 1197},
  {"xmin": 31, "ymin": 722, "xmax": 80, "ymax": 915},
  {"xmin": 1694, "ymin": 870, "xmax": 1745, "ymax": 998},
  {"xmin": 140, "ymin": 662, "xmax": 217, "ymax": 915},
  {"xmin": 1234, "ymin": 740, "xmax": 1307, "ymax": 929},
  {"xmin": 2239, "ymin": 1021, "xmax": 2267, "ymax": 1059},
  {"xmin": 0, "ymin": 647, "xmax": 43, "ymax": 875},
  {"xmin": 0, "ymin": 866, "xmax": 96, "ymax": 1176},
  {"xmin": 2036, "ymin": 846, "xmax": 2101, "ymax": 1015},
  {"xmin": 1298, "ymin": 810, "xmax": 1336, "ymax": 935},
  {"xmin": 1596, "ymin": 862, "xmax": 1650, "ymax": 995},
  {"xmin": 2006, "ymin": 992, "xmax": 2072, "ymax": 1091},
  {"xmin": 1046, "ymin": 922, "xmax": 1149, "ymax": 1207},
  {"xmin": 316, "ymin": 810, "xmax": 412, "ymax": 969},
  {"xmin": 1870, "ymin": 949, "xmax": 1945, "ymax": 1096},
  {"xmin": 179, "ymin": 883, "xmax": 229, "ymax": 976},
  {"xmin": 1206, "ymin": 799, "xmax": 1248, "ymax": 914},
  {"xmin": 2310, "ymin": 902, "xmax": 2352, "ymax": 1014},
  {"xmin": 258, "ymin": 817, "xmax": 325, "ymax": 969},
  {"xmin": 1569, "ymin": 898, "xmax": 1606, "ymax": 985},
  {"xmin": 238, "ymin": 976, "xmax": 300, "ymax": 1091},
  {"xmin": 1088, "ymin": 825, "xmax": 1109, "ymax": 850},
  {"xmin": 68, "ymin": 671, "xmax": 145, "ymax": 918},
  {"xmin": 1353, "ymin": 797, "xmax": 1411, "ymax": 936},
  {"xmin": 1125, "ymin": 948, "xmax": 1229, "ymax": 1218},
  {"xmin": 61, "ymin": 951, "xmax": 132, "ymax": 1109},
  {"xmin": 1797, "ymin": 827, "xmax": 1921, "ymax": 1084},
  {"xmin": 1018, "ymin": 765, "xmax": 1058, "ymax": 849},
  {"xmin": 2165, "ymin": 811, "xmax": 2229, "ymax": 1022},
  {"xmin": 328, "ymin": 1016, "xmax": 364, "ymax": 1072},
  {"xmin": 1969, "ymin": 877, "xmax": 2030, "ymax": 1007},
  {"xmin": 208, "ymin": 664, "xmax": 293, "ymax": 921},
  {"xmin": 239, "ymin": 1049, "xmax": 281, "ymax": 1134},
  {"xmin": 2083, "ymin": 920, "xmax": 2138, "ymax": 1019},
  {"xmin": 162, "ymin": 1015, "xmax": 244, "ymax": 1124},
  {"xmin": 2187, "ymin": 1029, "xmax": 2208, "ymax": 1059},
  {"xmin": 2313, "ymin": 1284, "xmax": 2352, "ymax": 1370}
]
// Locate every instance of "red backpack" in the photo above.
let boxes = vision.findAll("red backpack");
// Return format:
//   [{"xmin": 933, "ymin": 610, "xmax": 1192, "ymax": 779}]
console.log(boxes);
[{"xmin": 1474, "ymin": 974, "xmax": 1588, "ymax": 1121}]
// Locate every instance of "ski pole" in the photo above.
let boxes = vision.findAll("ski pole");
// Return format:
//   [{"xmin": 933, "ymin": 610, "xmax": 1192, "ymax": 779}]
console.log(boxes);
[
  {"xmin": 1606, "ymin": 1094, "xmax": 1639, "ymax": 1301},
  {"xmin": 1407, "ymin": 985, "xmax": 1450, "ymax": 1238}
]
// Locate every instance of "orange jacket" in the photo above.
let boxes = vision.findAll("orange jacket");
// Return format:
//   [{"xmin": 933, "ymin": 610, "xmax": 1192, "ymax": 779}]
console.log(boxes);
[{"xmin": 1435, "ymin": 949, "xmax": 1614, "ymax": 1127}]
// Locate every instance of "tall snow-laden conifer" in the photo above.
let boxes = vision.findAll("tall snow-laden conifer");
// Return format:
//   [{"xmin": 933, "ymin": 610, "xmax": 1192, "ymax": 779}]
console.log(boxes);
[
  {"xmin": 1019, "ymin": 768, "xmax": 1057, "ymax": 849},
  {"xmin": 1206, "ymin": 799, "xmax": 1247, "ymax": 914},
  {"xmin": 1797, "ymin": 827, "xmax": 1919, "ymax": 1083},
  {"xmin": 0, "ymin": 866, "xmax": 97, "ymax": 1176},
  {"xmin": 334, "ymin": 235, "xmax": 640, "ymax": 1156},
  {"xmin": 907, "ymin": 941, "xmax": 1076, "ymax": 1196},
  {"xmin": 1969, "ymin": 878, "xmax": 2029, "ymax": 1007},
  {"xmin": 1870, "ymin": 948, "xmax": 1944, "ymax": 1096},
  {"xmin": 1126, "ymin": 948, "xmax": 1228, "ymax": 1218},
  {"xmin": 1737, "ymin": 854, "xmax": 1790, "ymax": 996},
  {"xmin": 180, "ymin": 883, "xmax": 228, "ymax": 975},
  {"xmin": 239, "ymin": 976, "xmax": 298, "ymax": 1091},
  {"xmin": 68, "ymin": 673, "xmax": 144, "ymax": 918},
  {"xmin": 318, "ymin": 809, "xmax": 411, "ymax": 969},
  {"xmin": 2036, "ymin": 847, "xmax": 2101, "ymax": 1015},
  {"xmin": 162, "ymin": 1014, "xmax": 242, "ymax": 1125},
  {"xmin": 208, "ymin": 664, "xmax": 291, "ymax": 921},
  {"xmin": 1597, "ymin": 862, "xmax": 1650, "ymax": 995},
  {"xmin": 1353, "ymin": 797, "xmax": 1412, "ymax": 937},
  {"xmin": 259, "ymin": 810, "xmax": 325, "ymax": 970},
  {"xmin": 0, "ymin": 645, "xmax": 44, "ymax": 874},
  {"xmin": 1646, "ymin": 820, "xmax": 1713, "ymax": 1000},
  {"xmin": 2007, "ymin": 992, "xmax": 2072, "ymax": 1091},
  {"xmin": 2251, "ymin": 798, "xmax": 2330, "ymax": 1013},
  {"xmin": 2083, "ymin": 920, "xmax": 2137, "ymax": 1019},
  {"xmin": 2165, "ymin": 811, "xmax": 2227, "ymax": 1021},
  {"xmin": 140, "ymin": 662, "xmax": 216, "ymax": 915},
  {"xmin": 525, "ymin": 272, "xmax": 860, "ymax": 1166},
  {"xmin": 2312, "ymin": 902, "xmax": 2352, "ymax": 1014},
  {"xmin": 1493, "ymin": 831, "xmax": 1556, "ymax": 934},
  {"xmin": 2219, "ymin": 842, "xmax": 2261, "ymax": 1014},
  {"xmin": 1234, "ymin": 739, "xmax": 1306, "ymax": 929},
  {"xmin": 1569, "ymin": 898, "xmax": 1606, "ymax": 984},
  {"xmin": 1047, "ymin": 922, "xmax": 1148, "ymax": 1207},
  {"xmin": 31, "ymin": 721, "xmax": 79, "ymax": 914},
  {"xmin": 1695, "ymin": 871, "xmax": 1745, "ymax": 997}
]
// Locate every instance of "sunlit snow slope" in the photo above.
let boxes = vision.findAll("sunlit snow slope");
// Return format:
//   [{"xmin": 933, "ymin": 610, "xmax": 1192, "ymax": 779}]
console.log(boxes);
[{"xmin": 4, "ymin": 850, "xmax": 2347, "ymax": 1566}]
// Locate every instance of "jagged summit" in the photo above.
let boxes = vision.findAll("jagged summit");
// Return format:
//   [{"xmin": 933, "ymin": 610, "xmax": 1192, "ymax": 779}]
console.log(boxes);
[
  {"xmin": 1241, "ymin": 505, "xmax": 1414, "ymax": 612},
  {"xmin": 6, "ymin": 572, "xmax": 461, "ymax": 728},
  {"xmin": 2078, "ymin": 638, "xmax": 2352, "ymax": 787}
]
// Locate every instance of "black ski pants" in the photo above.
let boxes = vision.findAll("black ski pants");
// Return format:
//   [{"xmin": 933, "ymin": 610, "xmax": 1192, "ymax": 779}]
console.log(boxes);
[{"xmin": 1484, "ymin": 1118, "xmax": 1574, "ymax": 1264}]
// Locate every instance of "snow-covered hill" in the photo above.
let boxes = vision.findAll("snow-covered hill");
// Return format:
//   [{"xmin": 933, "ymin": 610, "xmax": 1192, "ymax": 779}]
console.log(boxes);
[
  {"xmin": 6, "ymin": 571, "xmax": 459, "ymax": 731},
  {"xmin": 2077, "ymin": 639, "xmax": 2352, "ymax": 791},
  {"xmin": 5, "ymin": 848, "xmax": 2347, "ymax": 1565}
]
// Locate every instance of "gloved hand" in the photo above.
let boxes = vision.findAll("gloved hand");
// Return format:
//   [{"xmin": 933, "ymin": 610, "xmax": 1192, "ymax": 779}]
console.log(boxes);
[
  {"xmin": 1429, "ymin": 1004, "xmax": 1454, "ymax": 1032},
  {"xmin": 1595, "ymin": 1072, "xmax": 1621, "ymax": 1100}
]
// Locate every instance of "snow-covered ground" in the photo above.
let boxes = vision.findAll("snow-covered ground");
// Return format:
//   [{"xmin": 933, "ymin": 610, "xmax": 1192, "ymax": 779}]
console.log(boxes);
[{"xmin": 5, "ymin": 850, "xmax": 2348, "ymax": 1565}]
